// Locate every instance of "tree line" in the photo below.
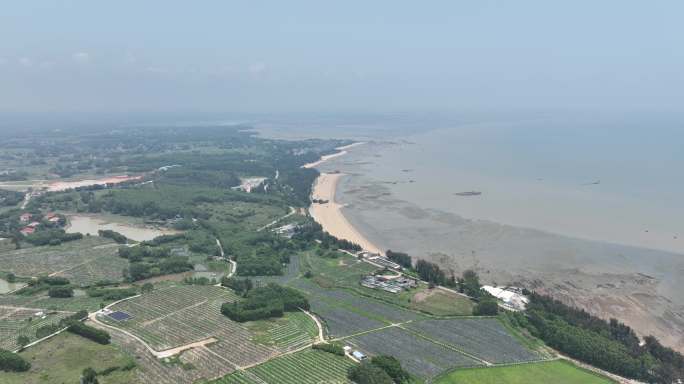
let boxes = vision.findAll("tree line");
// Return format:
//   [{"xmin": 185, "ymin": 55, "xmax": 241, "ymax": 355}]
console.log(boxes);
[{"xmin": 506, "ymin": 293, "xmax": 684, "ymax": 383}]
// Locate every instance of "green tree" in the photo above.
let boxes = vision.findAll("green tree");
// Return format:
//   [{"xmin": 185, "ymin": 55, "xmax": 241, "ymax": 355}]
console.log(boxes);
[
  {"xmin": 16, "ymin": 335, "xmax": 30, "ymax": 348},
  {"xmin": 141, "ymin": 282, "xmax": 154, "ymax": 293},
  {"xmin": 82, "ymin": 367, "xmax": 99, "ymax": 384},
  {"xmin": 473, "ymin": 298, "xmax": 499, "ymax": 316},
  {"xmin": 370, "ymin": 355, "xmax": 411, "ymax": 383},
  {"xmin": 347, "ymin": 362, "xmax": 393, "ymax": 384}
]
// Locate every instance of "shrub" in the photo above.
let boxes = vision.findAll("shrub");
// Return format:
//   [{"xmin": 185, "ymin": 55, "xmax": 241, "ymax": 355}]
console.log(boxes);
[
  {"xmin": 312, "ymin": 343, "xmax": 345, "ymax": 356},
  {"xmin": 473, "ymin": 298, "xmax": 499, "ymax": 316},
  {"xmin": 0, "ymin": 348, "xmax": 31, "ymax": 372},
  {"xmin": 48, "ymin": 286, "xmax": 74, "ymax": 298},
  {"xmin": 347, "ymin": 361, "xmax": 393, "ymax": 384},
  {"xmin": 67, "ymin": 322, "xmax": 110, "ymax": 344}
]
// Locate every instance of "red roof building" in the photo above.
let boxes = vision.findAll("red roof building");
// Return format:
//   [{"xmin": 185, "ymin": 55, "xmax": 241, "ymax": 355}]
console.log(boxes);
[
  {"xmin": 20, "ymin": 227, "xmax": 35, "ymax": 236},
  {"xmin": 27, "ymin": 221, "xmax": 41, "ymax": 228}
]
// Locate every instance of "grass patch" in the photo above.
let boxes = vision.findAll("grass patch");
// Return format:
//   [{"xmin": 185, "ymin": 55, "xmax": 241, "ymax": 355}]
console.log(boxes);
[
  {"xmin": 408, "ymin": 288, "xmax": 473, "ymax": 316},
  {"xmin": 435, "ymin": 360, "xmax": 615, "ymax": 384},
  {"xmin": 1, "ymin": 331, "xmax": 136, "ymax": 384}
]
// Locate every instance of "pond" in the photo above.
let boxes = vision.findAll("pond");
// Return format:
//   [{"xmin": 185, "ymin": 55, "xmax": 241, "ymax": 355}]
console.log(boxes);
[{"xmin": 66, "ymin": 215, "xmax": 180, "ymax": 242}]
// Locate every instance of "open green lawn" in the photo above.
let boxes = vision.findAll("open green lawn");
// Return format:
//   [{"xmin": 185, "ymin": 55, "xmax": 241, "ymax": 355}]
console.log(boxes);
[
  {"xmin": 435, "ymin": 360, "xmax": 615, "ymax": 384},
  {"xmin": 2, "ymin": 332, "xmax": 136, "ymax": 384},
  {"xmin": 409, "ymin": 288, "xmax": 474, "ymax": 316}
]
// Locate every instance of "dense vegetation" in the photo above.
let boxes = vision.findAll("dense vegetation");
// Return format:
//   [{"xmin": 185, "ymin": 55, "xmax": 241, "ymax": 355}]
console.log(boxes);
[
  {"xmin": 348, "ymin": 355, "xmax": 411, "ymax": 384},
  {"xmin": 473, "ymin": 298, "xmax": 499, "ymax": 316},
  {"xmin": 98, "ymin": 229, "xmax": 128, "ymax": 244},
  {"xmin": 67, "ymin": 322, "xmax": 111, "ymax": 345},
  {"xmin": 0, "ymin": 348, "xmax": 31, "ymax": 372},
  {"xmin": 48, "ymin": 285, "xmax": 74, "ymax": 298},
  {"xmin": 221, "ymin": 283, "xmax": 309, "ymax": 322},
  {"xmin": 86, "ymin": 287, "xmax": 138, "ymax": 301},
  {"xmin": 118, "ymin": 245, "xmax": 193, "ymax": 281},
  {"xmin": 25, "ymin": 229, "xmax": 83, "ymax": 246},
  {"xmin": 386, "ymin": 250, "xmax": 412, "ymax": 268},
  {"xmin": 312, "ymin": 342, "xmax": 345, "ymax": 356},
  {"xmin": 0, "ymin": 189, "xmax": 23, "ymax": 207},
  {"xmin": 507, "ymin": 293, "xmax": 684, "ymax": 383},
  {"xmin": 220, "ymin": 276, "xmax": 253, "ymax": 296}
]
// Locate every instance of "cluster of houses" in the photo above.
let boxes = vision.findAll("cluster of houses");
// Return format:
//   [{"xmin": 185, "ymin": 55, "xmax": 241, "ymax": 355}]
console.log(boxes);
[
  {"xmin": 358, "ymin": 251, "xmax": 402, "ymax": 270},
  {"xmin": 18, "ymin": 212, "xmax": 62, "ymax": 236},
  {"xmin": 361, "ymin": 274, "xmax": 417, "ymax": 294}
]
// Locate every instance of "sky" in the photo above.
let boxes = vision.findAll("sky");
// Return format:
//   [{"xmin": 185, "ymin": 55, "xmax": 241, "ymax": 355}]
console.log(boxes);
[{"xmin": 1, "ymin": 1, "xmax": 683, "ymax": 115}]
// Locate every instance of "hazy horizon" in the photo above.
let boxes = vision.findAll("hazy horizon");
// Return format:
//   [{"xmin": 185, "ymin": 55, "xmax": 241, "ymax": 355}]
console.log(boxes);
[{"xmin": 2, "ymin": 1, "xmax": 684, "ymax": 115}]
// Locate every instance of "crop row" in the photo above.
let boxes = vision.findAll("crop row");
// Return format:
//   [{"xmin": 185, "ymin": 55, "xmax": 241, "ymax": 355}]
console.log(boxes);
[
  {"xmin": 406, "ymin": 318, "xmax": 541, "ymax": 364},
  {"xmin": 346, "ymin": 326, "xmax": 482, "ymax": 379},
  {"xmin": 0, "ymin": 307, "xmax": 72, "ymax": 350},
  {"xmin": 211, "ymin": 349, "xmax": 354, "ymax": 384}
]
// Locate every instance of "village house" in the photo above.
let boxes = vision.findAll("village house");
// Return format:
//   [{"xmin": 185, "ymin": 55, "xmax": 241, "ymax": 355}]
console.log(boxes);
[{"xmin": 20, "ymin": 227, "xmax": 35, "ymax": 236}]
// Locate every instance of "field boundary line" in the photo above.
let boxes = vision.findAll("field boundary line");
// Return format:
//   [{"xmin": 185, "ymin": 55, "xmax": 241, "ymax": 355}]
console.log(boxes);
[
  {"xmin": 398, "ymin": 324, "xmax": 493, "ymax": 367},
  {"xmin": 330, "ymin": 320, "xmax": 414, "ymax": 343},
  {"xmin": 300, "ymin": 308, "xmax": 325, "ymax": 343},
  {"xmin": 139, "ymin": 299, "xmax": 208, "ymax": 326},
  {"xmin": 11, "ymin": 326, "xmax": 69, "ymax": 353}
]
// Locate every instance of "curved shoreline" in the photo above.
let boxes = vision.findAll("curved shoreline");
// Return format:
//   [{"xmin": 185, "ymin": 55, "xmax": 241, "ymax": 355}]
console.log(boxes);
[{"xmin": 306, "ymin": 142, "xmax": 384, "ymax": 254}]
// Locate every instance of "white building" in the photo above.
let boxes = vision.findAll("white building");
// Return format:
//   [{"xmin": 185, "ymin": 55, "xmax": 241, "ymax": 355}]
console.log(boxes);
[{"xmin": 483, "ymin": 285, "xmax": 529, "ymax": 311}]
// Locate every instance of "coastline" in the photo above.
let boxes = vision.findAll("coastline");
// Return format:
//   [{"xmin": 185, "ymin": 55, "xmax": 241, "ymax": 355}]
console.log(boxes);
[{"xmin": 306, "ymin": 143, "xmax": 384, "ymax": 255}]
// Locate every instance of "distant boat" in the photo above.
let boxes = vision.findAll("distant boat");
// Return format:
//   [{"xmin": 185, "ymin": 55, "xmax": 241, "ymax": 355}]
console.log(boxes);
[
  {"xmin": 454, "ymin": 191, "xmax": 482, "ymax": 197},
  {"xmin": 582, "ymin": 180, "xmax": 601, "ymax": 186}
]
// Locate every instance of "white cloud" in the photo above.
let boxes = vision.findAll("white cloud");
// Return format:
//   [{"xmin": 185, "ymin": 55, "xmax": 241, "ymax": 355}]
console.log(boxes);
[
  {"xmin": 72, "ymin": 52, "xmax": 90, "ymax": 63},
  {"xmin": 19, "ymin": 57, "xmax": 33, "ymax": 67},
  {"xmin": 248, "ymin": 62, "xmax": 267, "ymax": 75}
]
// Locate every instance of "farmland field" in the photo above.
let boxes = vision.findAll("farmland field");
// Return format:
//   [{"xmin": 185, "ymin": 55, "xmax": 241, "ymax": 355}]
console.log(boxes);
[
  {"xmin": 210, "ymin": 349, "xmax": 355, "ymax": 384},
  {"xmin": 346, "ymin": 326, "xmax": 482, "ymax": 380},
  {"xmin": 2, "ymin": 331, "xmax": 136, "ymax": 384},
  {"xmin": 435, "ymin": 360, "xmax": 615, "ymax": 384},
  {"xmin": 99, "ymin": 284, "xmax": 317, "ymax": 369},
  {"xmin": 249, "ymin": 311, "xmax": 318, "ymax": 349},
  {"xmin": 406, "ymin": 318, "xmax": 542, "ymax": 364},
  {"xmin": 0, "ymin": 237, "xmax": 126, "ymax": 285},
  {"xmin": 0, "ymin": 306, "xmax": 73, "ymax": 350},
  {"xmin": 291, "ymin": 278, "xmax": 424, "ymax": 338}
]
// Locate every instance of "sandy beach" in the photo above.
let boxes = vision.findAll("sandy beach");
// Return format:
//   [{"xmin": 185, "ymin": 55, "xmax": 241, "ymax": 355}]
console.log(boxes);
[
  {"xmin": 306, "ymin": 141, "xmax": 383, "ymax": 254},
  {"xmin": 309, "ymin": 173, "xmax": 384, "ymax": 254},
  {"xmin": 302, "ymin": 142, "xmax": 366, "ymax": 169}
]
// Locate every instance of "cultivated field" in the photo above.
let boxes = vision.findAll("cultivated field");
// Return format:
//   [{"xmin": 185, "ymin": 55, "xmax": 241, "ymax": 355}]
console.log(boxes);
[
  {"xmin": 291, "ymin": 278, "xmax": 425, "ymax": 338},
  {"xmin": 249, "ymin": 311, "xmax": 318, "ymax": 349},
  {"xmin": 99, "ymin": 284, "xmax": 318, "ymax": 370},
  {"xmin": 406, "ymin": 318, "xmax": 542, "ymax": 364},
  {"xmin": 346, "ymin": 326, "xmax": 482, "ymax": 380},
  {"xmin": 0, "ymin": 306, "xmax": 73, "ymax": 350},
  {"xmin": 311, "ymin": 298, "xmax": 385, "ymax": 338},
  {"xmin": 0, "ymin": 237, "xmax": 126, "ymax": 286},
  {"xmin": 435, "ymin": 360, "xmax": 615, "ymax": 384},
  {"xmin": 210, "ymin": 349, "xmax": 355, "ymax": 384}
]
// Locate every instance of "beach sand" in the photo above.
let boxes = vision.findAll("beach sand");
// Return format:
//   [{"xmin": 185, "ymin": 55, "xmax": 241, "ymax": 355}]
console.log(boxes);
[{"xmin": 309, "ymin": 172, "xmax": 384, "ymax": 255}]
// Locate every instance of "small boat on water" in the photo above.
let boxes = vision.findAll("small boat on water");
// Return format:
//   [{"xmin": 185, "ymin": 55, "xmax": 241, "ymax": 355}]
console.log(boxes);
[{"xmin": 454, "ymin": 191, "xmax": 482, "ymax": 197}]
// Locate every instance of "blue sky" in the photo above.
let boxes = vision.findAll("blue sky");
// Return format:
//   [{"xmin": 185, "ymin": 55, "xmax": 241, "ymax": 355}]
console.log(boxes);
[{"xmin": 1, "ymin": 1, "xmax": 683, "ymax": 114}]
